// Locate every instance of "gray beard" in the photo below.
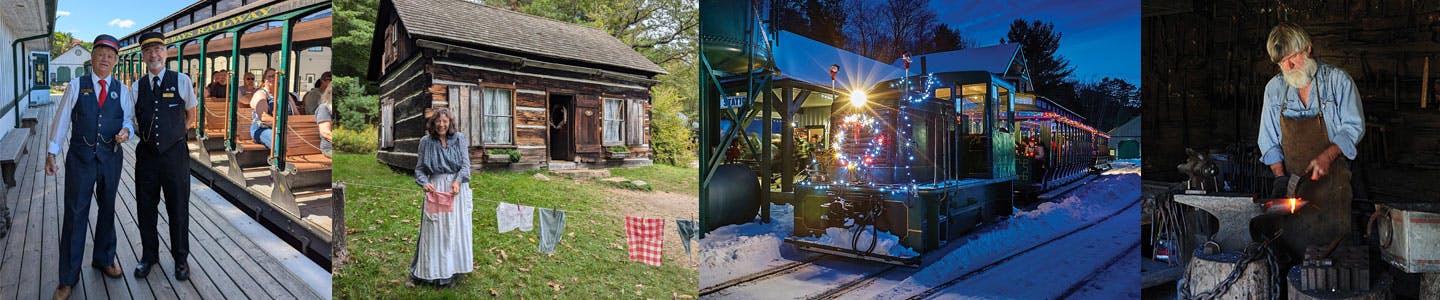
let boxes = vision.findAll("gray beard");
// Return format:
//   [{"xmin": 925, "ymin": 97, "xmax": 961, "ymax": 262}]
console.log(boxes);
[{"xmin": 1283, "ymin": 58, "xmax": 1318, "ymax": 89}]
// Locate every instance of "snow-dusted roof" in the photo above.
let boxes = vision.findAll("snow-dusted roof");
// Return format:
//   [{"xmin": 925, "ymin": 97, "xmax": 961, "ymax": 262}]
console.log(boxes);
[
  {"xmin": 1109, "ymin": 116, "xmax": 1141, "ymax": 138},
  {"xmin": 773, "ymin": 31, "xmax": 903, "ymax": 92},
  {"xmin": 892, "ymin": 44, "xmax": 1022, "ymax": 76}
]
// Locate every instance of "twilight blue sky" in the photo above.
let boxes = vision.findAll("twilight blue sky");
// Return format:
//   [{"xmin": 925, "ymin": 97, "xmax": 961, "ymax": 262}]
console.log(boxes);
[
  {"xmin": 54, "ymin": 0, "xmax": 194, "ymax": 43},
  {"xmin": 930, "ymin": 0, "xmax": 1140, "ymax": 85}
]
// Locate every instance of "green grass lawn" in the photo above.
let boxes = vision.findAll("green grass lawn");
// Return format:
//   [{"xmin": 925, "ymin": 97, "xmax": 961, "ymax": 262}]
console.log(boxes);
[{"xmin": 332, "ymin": 153, "xmax": 699, "ymax": 299}]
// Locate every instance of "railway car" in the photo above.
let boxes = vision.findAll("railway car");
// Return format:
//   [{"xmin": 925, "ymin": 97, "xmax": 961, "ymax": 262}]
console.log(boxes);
[
  {"xmin": 112, "ymin": 0, "xmax": 335, "ymax": 268},
  {"xmin": 785, "ymin": 71, "xmax": 1020, "ymax": 266},
  {"xmin": 1012, "ymin": 93, "xmax": 1112, "ymax": 204}
]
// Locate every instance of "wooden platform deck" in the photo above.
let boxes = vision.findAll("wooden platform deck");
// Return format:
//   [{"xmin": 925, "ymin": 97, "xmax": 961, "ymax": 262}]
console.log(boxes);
[{"xmin": 0, "ymin": 102, "xmax": 328, "ymax": 299}]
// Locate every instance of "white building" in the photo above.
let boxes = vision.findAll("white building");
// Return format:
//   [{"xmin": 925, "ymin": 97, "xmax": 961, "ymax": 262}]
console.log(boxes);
[
  {"xmin": 49, "ymin": 44, "xmax": 87, "ymax": 83},
  {"xmin": 0, "ymin": 0, "xmax": 54, "ymax": 140}
]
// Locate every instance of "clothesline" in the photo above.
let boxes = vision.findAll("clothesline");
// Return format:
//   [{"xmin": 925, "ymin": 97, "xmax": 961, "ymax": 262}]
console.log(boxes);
[{"xmin": 340, "ymin": 181, "xmax": 698, "ymax": 221}]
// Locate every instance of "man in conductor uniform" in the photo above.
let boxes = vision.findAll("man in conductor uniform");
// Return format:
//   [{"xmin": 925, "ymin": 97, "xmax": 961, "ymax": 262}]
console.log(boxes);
[
  {"xmin": 46, "ymin": 34, "xmax": 132, "ymax": 300},
  {"xmin": 131, "ymin": 31, "xmax": 199, "ymax": 281}
]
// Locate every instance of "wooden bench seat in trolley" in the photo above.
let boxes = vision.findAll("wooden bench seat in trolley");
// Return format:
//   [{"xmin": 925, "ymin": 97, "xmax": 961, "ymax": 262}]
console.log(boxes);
[
  {"xmin": 273, "ymin": 114, "xmax": 331, "ymax": 192},
  {"xmin": 198, "ymin": 98, "xmax": 230, "ymax": 152}
]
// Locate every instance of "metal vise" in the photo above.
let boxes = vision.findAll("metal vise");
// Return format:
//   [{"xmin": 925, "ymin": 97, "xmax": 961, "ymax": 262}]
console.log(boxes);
[{"xmin": 1177, "ymin": 148, "xmax": 1220, "ymax": 192}]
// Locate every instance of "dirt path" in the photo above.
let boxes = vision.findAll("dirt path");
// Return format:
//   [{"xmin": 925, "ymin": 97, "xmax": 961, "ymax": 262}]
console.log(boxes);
[{"xmin": 602, "ymin": 188, "xmax": 701, "ymax": 270}]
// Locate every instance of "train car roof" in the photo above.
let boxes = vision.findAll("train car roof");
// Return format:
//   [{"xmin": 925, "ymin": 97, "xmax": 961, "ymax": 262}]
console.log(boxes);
[
  {"xmin": 771, "ymin": 30, "xmax": 904, "ymax": 93},
  {"xmin": 891, "ymin": 44, "xmax": 1022, "ymax": 76},
  {"xmin": 378, "ymin": 0, "xmax": 666, "ymax": 76}
]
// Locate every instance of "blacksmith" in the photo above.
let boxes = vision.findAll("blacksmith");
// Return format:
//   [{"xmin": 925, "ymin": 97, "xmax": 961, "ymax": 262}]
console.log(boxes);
[{"xmin": 1256, "ymin": 23, "xmax": 1364, "ymax": 258}]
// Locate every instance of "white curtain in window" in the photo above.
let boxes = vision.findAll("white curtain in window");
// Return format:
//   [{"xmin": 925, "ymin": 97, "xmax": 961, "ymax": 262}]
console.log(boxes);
[
  {"xmin": 483, "ymin": 87, "xmax": 513, "ymax": 144},
  {"xmin": 603, "ymin": 98, "xmax": 623, "ymax": 144},
  {"xmin": 626, "ymin": 99, "xmax": 645, "ymax": 145}
]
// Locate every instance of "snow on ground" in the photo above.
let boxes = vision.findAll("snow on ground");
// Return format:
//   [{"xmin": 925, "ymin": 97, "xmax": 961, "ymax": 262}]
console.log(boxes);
[
  {"xmin": 699, "ymin": 169, "xmax": 1142, "ymax": 298},
  {"xmin": 1106, "ymin": 158, "xmax": 1142, "ymax": 175},
  {"xmin": 1068, "ymin": 244, "xmax": 1143, "ymax": 299},
  {"xmin": 925, "ymin": 203, "xmax": 1139, "ymax": 299},
  {"xmin": 699, "ymin": 203, "xmax": 808, "ymax": 287},
  {"xmin": 846, "ymin": 173, "xmax": 1141, "ymax": 299},
  {"xmin": 792, "ymin": 226, "xmax": 920, "ymax": 258}
]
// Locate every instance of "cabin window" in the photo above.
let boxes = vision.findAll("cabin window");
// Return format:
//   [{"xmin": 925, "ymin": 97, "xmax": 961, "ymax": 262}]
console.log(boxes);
[
  {"xmin": 626, "ymin": 99, "xmax": 645, "ymax": 146},
  {"xmin": 383, "ymin": 23, "xmax": 398, "ymax": 70},
  {"xmin": 603, "ymin": 98, "xmax": 624, "ymax": 145},
  {"xmin": 380, "ymin": 99, "xmax": 394, "ymax": 148},
  {"xmin": 482, "ymin": 87, "xmax": 513, "ymax": 145}
]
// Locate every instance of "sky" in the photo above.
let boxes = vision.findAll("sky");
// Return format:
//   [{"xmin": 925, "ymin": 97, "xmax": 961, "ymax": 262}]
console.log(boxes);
[
  {"xmin": 53, "ymin": 0, "xmax": 195, "ymax": 43},
  {"xmin": 930, "ymin": 0, "xmax": 1141, "ymax": 85}
]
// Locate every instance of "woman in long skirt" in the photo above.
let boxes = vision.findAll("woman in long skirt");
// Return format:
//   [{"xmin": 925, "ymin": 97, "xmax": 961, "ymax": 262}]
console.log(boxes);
[{"xmin": 408, "ymin": 108, "xmax": 474, "ymax": 287}]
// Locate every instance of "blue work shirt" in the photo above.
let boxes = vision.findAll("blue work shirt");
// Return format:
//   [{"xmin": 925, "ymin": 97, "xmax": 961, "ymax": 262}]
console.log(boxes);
[{"xmin": 1257, "ymin": 61, "xmax": 1365, "ymax": 166}]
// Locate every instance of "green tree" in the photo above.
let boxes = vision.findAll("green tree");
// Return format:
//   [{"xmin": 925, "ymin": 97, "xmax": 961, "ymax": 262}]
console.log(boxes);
[
  {"xmin": 332, "ymin": 0, "xmax": 378, "ymax": 78},
  {"xmin": 1008, "ymin": 19, "xmax": 1075, "ymax": 102},
  {"xmin": 333, "ymin": 76, "xmax": 377, "ymax": 130},
  {"xmin": 51, "ymin": 31, "xmax": 75, "ymax": 57},
  {"xmin": 1073, "ymin": 77, "xmax": 1139, "ymax": 131}
]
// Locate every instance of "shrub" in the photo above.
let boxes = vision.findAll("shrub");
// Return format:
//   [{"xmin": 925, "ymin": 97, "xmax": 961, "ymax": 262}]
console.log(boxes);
[
  {"xmin": 333, "ymin": 125, "xmax": 377, "ymax": 153},
  {"xmin": 333, "ymin": 76, "xmax": 377, "ymax": 131}
]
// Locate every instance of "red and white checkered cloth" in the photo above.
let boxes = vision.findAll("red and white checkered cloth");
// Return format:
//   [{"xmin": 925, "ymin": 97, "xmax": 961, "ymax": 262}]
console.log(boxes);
[{"xmin": 625, "ymin": 216, "xmax": 664, "ymax": 266}]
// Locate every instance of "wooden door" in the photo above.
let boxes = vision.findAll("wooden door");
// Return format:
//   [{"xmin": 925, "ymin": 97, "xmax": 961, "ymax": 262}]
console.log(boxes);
[{"xmin": 575, "ymin": 94, "xmax": 602, "ymax": 154}]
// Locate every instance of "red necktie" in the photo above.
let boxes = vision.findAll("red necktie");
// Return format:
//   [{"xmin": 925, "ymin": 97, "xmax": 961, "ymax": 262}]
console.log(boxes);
[{"xmin": 97, "ymin": 79, "xmax": 108, "ymax": 107}]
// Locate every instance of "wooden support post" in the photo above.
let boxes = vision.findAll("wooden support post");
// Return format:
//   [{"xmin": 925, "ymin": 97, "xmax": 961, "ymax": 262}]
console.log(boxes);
[
  {"xmin": 331, "ymin": 182, "xmax": 346, "ymax": 272},
  {"xmin": 1423, "ymin": 57, "xmax": 1430, "ymax": 109}
]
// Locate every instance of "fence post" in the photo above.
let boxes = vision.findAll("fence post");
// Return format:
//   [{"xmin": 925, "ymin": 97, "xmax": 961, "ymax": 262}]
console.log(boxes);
[{"xmin": 331, "ymin": 182, "xmax": 346, "ymax": 271}]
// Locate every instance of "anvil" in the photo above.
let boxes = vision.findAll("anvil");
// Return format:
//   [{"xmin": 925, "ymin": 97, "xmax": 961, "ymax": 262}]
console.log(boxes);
[{"xmin": 1173, "ymin": 192, "xmax": 1266, "ymax": 252}]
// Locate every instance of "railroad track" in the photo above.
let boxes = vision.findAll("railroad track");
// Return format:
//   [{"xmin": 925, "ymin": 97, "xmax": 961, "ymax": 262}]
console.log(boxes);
[
  {"xmin": 699, "ymin": 255, "xmax": 828, "ymax": 296},
  {"xmin": 903, "ymin": 195, "xmax": 1143, "ymax": 300},
  {"xmin": 1056, "ymin": 241, "xmax": 1142, "ymax": 299}
]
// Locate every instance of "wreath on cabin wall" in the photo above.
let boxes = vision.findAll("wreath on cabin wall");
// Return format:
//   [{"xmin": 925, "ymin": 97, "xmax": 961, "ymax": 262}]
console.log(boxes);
[{"xmin": 549, "ymin": 106, "xmax": 568, "ymax": 129}]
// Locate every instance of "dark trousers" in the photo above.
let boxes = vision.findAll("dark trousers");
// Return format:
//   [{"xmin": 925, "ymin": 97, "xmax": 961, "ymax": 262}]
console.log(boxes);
[
  {"xmin": 59, "ymin": 152, "xmax": 121, "ymax": 286},
  {"xmin": 135, "ymin": 142, "xmax": 190, "ymax": 265}
]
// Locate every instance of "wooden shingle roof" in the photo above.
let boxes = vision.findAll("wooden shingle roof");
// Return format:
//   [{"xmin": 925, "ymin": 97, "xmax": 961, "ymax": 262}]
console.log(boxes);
[{"xmin": 390, "ymin": 0, "xmax": 667, "ymax": 75}]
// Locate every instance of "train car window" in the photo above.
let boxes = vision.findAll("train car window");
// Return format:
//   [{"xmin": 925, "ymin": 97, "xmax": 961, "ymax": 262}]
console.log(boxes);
[
  {"xmin": 996, "ymin": 86, "xmax": 1011, "ymax": 132},
  {"xmin": 934, "ymin": 87, "xmax": 952, "ymax": 100},
  {"xmin": 216, "ymin": 0, "xmax": 242, "ymax": 14},
  {"xmin": 960, "ymin": 84, "xmax": 986, "ymax": 135}
]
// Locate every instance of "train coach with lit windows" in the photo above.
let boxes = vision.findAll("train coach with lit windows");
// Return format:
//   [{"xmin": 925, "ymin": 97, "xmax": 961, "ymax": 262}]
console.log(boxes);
[{"xmin": 1011, "ymin": 93, "xmax": 1112, "ymax": 203}]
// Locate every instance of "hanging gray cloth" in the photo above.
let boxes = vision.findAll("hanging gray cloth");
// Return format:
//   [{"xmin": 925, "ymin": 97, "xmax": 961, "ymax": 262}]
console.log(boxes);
[
  {"xmin": 537, "ymin": 208, "xmax": 566, "ymax": 255},
  {"xmin": 675, "ymin": 219, "xmax": 698, "ymax": 255}
]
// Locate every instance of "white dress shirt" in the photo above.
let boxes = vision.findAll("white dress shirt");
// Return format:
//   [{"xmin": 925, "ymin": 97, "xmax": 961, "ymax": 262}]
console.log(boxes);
[
  {"xmin": 133, "ymin": 68, "xmax": 199, "ymax": 110},
  {"xmin": 48, "ymin": 72, "xmax": 136, "ymax": 155}
]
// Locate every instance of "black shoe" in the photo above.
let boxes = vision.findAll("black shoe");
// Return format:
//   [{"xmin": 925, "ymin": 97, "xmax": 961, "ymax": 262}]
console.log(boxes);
[
  {"xmin": 133, "ymin": 262, "xmax": 156, "ymax": 278},
  {"xmin": 175, "ymin": 263, "xmax": 189, "ymax": 281}
]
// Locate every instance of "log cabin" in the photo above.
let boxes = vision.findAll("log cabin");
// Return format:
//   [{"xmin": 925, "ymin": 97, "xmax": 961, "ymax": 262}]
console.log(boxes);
[{"xmin": 368, "ymin": 0, "xmax": 667, "ymax": 171}]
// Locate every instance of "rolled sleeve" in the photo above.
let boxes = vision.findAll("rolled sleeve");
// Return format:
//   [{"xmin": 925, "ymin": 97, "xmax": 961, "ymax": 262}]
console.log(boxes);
[
  {"xmin": 1257, "ymin": 78, "xmax": 1286, "ymax": 165},
  {"xmin": 1327, "ymin": 70, "xmax": 1364, "ymax": 160}
]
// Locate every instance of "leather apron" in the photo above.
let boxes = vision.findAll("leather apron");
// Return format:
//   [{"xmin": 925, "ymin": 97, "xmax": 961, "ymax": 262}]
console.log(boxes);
[{"xmin": 1275, "ymin": 110, "xmax": 1352, "ymax": 258}]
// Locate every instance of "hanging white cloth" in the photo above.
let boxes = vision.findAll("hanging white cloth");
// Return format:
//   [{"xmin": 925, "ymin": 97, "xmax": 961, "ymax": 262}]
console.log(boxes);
[{"xmin": 497, "ymin": 202, "xmax": 535, "ymax": 233}]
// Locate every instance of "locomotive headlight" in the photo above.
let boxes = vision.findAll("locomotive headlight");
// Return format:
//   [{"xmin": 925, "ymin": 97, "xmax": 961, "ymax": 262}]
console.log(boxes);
[{"xmin": 849, "ymin": 89, "xmax": 868, "ymax": 108}]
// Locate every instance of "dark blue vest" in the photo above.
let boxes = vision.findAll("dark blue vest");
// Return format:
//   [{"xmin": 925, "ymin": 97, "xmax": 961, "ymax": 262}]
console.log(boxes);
[
  {"xmin": 70, "ymin": 75, "xmax": 125, "ymax": 162},
  {"xmin": 137, "ymin": 70, "xmax": 188, "ymax": 152}
]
